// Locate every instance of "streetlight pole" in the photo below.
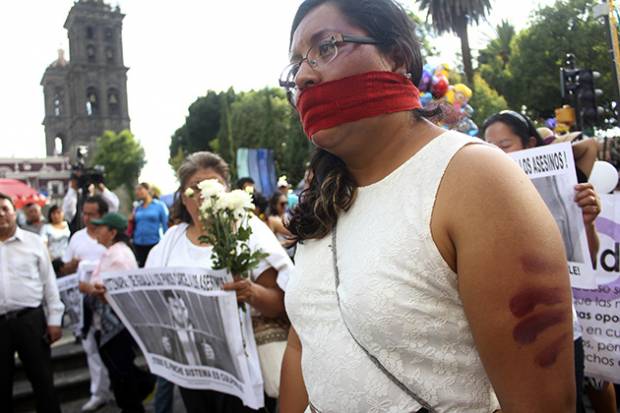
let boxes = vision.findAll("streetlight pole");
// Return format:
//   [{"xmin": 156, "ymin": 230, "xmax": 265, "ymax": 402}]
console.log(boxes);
[{"xmin": 595, "ymin": 1, "xmax": 620, "ymax": 102}]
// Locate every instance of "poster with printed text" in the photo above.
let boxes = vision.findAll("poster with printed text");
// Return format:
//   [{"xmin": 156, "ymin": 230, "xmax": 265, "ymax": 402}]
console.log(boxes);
[
  {"xmin": 573, "ymin": 194, "xmax": 620, "ymax": 383},
  {"xmin": 56, "ymin": 273, "xmax": 83, "ymax": 336},
  {"xmin": 509, "ymin": 143, "xmax": 597, "ymax": 289},
  {"xmin": 102, "ymin": 267, "xmax": 264, "ymax": 409}
]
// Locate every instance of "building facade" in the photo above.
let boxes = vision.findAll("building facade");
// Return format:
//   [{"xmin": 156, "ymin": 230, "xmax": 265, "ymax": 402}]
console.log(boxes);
[
  {"xmin": 41, "ymin": 0, "xmax": 130, "ymax": 159},
  {"xmin": 0, "ymin": 157, "xmax": 72, "ymax": 204}
]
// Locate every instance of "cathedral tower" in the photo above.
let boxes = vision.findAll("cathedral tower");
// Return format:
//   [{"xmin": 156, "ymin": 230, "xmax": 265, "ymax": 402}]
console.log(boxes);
[{"xmin": 41, "ymin": 0, "xmax": 130, "ymax": 157}]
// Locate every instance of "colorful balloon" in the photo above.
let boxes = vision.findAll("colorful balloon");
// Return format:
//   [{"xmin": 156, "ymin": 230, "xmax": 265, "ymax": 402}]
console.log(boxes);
[
  {"xmin": 431, "ymin": 75, "xmax": 449, "ymax": 99},
  {"xmin": 419, "ymin": 70, "xmax": 432, "ymax": 92},
  {"xmin": 420, "ymin": 92, "xmax": 433, "ymax": 107}
]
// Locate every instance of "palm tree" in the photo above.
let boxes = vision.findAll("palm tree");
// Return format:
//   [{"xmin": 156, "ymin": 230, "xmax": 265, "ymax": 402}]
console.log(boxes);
[
  {"xmin": 417, "ymin": 0, "xmax": 492, "ymax": 85},
  {"xmin": 479, "ymin": 20, "xmax": 515, "ymax": 69}
]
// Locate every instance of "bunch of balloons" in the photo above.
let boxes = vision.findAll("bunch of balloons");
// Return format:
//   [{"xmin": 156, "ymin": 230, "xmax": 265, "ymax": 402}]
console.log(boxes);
[{"xmin": 418, "ymin": 63, "xmax": 479, "ymax": 136}]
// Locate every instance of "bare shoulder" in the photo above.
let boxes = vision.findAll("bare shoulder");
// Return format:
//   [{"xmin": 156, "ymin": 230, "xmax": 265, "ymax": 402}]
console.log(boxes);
[{"xmin": 435, "ymin": 142, "xmax": 538, "ymax": 223}]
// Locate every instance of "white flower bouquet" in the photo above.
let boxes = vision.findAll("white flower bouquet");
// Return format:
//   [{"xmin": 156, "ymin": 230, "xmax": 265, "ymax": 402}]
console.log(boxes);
[{"xmin": 186, "ymin": 179, "xmax": 268, "ymax": 283}]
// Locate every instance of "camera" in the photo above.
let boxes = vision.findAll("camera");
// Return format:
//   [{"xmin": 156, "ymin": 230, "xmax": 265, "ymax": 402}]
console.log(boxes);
[{"xmin": 71, "ymin": 145, "xmax": 106, "ymax": 191}]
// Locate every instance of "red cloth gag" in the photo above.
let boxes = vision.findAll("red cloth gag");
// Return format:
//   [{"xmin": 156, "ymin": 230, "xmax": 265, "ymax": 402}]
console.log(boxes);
[{"xmin": 296, "ymin": 71, "xmax": 422, "ymax": 138}]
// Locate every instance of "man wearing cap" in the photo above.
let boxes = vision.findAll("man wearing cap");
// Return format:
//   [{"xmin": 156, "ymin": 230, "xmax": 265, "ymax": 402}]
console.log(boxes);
[{"xmin": 0, "ymin": 192, "xmax": 64, "ymax": 413}]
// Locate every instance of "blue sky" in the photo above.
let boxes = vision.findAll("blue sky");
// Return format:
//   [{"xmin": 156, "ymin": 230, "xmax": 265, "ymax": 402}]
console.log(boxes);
[{"xmin": 0, "ymin": 0, "xmax": 556, "ymax": 192}]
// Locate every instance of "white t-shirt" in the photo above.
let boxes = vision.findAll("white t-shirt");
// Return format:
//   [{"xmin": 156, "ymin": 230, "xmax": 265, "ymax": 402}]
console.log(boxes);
[
  {"xmin": 146, "ymin": 216, "xmax": 293, "ymax": 290},
  {"xmin": 62, "ymin": 228, "xmax": 106, "ymax": 264}
]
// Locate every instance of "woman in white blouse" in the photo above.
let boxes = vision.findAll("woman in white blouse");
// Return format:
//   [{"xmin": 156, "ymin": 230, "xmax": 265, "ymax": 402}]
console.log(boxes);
[
  {"xmin": 42, "ymin": 205, "xmax": 71, "ymax": 276},
  {"xmin": 146, "ymin": 151, "xmax": 293, "ymax": 413}
]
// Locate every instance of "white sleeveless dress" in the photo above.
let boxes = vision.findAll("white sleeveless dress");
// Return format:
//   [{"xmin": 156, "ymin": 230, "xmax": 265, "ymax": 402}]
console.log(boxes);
[{"xmin": 285, "ymin": 131, "xmax": 501, "ymax": 412}]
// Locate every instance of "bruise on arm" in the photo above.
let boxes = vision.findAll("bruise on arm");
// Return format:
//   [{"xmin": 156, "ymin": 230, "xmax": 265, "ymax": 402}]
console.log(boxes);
[{"xmin": 509, "ymin": 254, "xmax": 572, "ymax": 368}]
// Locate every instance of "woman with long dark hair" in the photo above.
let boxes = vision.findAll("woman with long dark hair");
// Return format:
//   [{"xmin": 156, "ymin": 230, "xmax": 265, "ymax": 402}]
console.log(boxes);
[
  {"xmin": 42, "ymin": 204, "xmax": 71, "ymax": 276},
  {"xmin": 279, "ymin": 1, "xmax": 576, "ymax": 412}
]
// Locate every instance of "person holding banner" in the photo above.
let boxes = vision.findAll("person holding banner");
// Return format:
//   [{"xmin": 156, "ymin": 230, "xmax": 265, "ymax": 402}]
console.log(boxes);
[
  {"xmin": 278, "ymin": 1, "xmax": 576, "ymax": 412},
  {"xmin": 147, "ymin": 151, "xmax": 294, "ymax": 413},
  {"xmin": 81, "ymin": 212, "xmax": 156, "ymax": 413},
  {"xmin": 482, "ymin": 110, "xmax": 615, "ymax": 413}
]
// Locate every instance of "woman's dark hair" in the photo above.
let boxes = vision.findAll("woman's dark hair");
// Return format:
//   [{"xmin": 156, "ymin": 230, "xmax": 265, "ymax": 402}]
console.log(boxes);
[
  {"xmin": 138, "ymin": 182, "xmax": 150, "ymax": 191},
  {"xmin": 268, "ymin": 192, "xmax": 287, "ymax": 217},
  {"xmin": 252, "ymin": 192, "xmax": 268, "ymax": 217},
  {"xmin": 235, "ymin": 177, "xmax": 255, "ymax": 190},
  {"xmin": 108, "ymin": 225, "xmax": 135, "ymax": 254},
  {"xmin": 481, "ymin": 110, "xmax": 544, "ymax": 149},
  {"xmin": 288, "ymin": 0, "xmax": 438, "ymax": 241},
  {"xmin": 171, "ymin": 152, "xmax": 230, "ymax": 224},
  {"xmin": 47, "ymin": 205, "xmax": 61, "ymax": 222}
]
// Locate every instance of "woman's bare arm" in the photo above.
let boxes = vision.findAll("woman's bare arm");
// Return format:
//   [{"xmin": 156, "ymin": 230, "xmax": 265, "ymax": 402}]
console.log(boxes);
[
  {"xmin": 280, "ymin": 327, "xmax": 309, "ymax": 413},
  {"xmin": 572, "ymin": 138, "xmax": 598, "ymax": 178},
  {"xmin": 434, "ymin": 145, "xmax": 575, "ymax": 413}
]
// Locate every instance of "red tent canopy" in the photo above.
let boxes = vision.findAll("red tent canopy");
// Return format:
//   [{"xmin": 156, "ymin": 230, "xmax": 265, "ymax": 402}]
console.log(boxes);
[{"xmin": 0, "ymin": 179, "xmax": 47, "ymax": 209}]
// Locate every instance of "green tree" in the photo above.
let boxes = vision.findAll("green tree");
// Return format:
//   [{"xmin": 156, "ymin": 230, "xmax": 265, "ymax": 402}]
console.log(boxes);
[
  {"xmin": 417, "ymin": 0, "xmax": 492, "ymax": 84},
  {"xmin": 93, "ymin": 129, "xmax": 146, "ymax": 193},
  {"xmin": 217, "ymin": 92, "xmax": 235, "ymax": 175},
  {"xmin": 229, "ymin": 88, "xmax": 299, "ymax": 179},
  {"xmin": 478, "ymin": 20, "xmax": 515, "ymax": 69},
  {"xmin": 490, "ymin": 0, "xmax": 615, "ymax": 122},
  {"xmin": 170, "ymin": 87, "xmax": 313, "ymax": 186},
  {"xmin": 469, "ymin": 74, "xmax": 508, "ymax": 127},
  {"xmin": 477, "ymin": 21, "xmax": 516, "ymax": 108},
  {"xmin": 408, "ymin": 11, "xmax": 439, "ymax": 59}
]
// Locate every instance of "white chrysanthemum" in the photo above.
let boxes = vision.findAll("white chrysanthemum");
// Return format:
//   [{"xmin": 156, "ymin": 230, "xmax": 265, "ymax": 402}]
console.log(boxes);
[
  {"xmin": 184, "ymin": 187, "xmax": 195, "ymax": 198},
  {"xmin": 215, "ymin": 190, "xmax": 254, "ymax": 218},
  {"xmin": 197, "ymin": 179, "xmax": 225, "ymax": 198}
]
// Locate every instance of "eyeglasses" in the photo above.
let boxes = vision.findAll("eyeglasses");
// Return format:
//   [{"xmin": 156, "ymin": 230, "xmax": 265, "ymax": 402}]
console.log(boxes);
[{"xmin": 279, "ymin": 33, "xmax": 380, "ymax": 106}]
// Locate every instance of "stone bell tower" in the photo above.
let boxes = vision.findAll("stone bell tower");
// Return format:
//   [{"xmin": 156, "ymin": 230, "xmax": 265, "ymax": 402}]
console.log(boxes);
[{"xmin": 41, "ymin": 0, "xmax": 130, "ymax": 158}]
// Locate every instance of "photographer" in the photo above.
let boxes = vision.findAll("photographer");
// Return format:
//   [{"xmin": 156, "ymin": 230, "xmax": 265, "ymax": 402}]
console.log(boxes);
[{"xmin": 63, "ymin": 172, "xmax": 119, "ymax": 232}]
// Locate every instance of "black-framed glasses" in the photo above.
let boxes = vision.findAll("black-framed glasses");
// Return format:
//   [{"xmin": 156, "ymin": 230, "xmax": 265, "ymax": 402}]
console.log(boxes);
[{"xmin": 278, "ymin": 33, "xmax": 381, "ymax": 106}]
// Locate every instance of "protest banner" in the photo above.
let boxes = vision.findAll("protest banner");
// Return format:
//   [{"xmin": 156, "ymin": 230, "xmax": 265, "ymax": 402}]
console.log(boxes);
[
  {"xmin": 509, "ymin": 143, "xmax": 597, "ymax": 289},
  {"xmin": 101, "ymin": 266, "xmax": 264, "ymax": 409},
  {"xmin": 56, "ymin": 273, "xmax": 83, "ymax": 335},
  {"xmin": 573, "ymin": 194, "xmax": 620, "ymax": 383}
]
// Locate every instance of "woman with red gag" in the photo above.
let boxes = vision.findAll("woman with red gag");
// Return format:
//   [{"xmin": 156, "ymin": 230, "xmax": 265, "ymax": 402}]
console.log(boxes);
[{"xmin": 279, "ymin": 1, "xmax": 577, "ymax": 412}]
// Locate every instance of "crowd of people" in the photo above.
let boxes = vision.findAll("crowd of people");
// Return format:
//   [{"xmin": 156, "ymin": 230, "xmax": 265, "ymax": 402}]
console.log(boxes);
[
  {"xmin": 2, "ymin": 155, "xmax": 300, "ymax": 413},
  {"xmin": 2, "ymin": 0, "xmax": 620, "ymax": 412}
]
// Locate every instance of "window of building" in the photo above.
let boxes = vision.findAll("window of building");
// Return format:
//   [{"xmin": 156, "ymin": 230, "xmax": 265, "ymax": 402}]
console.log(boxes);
[
  {"xmin": 86, "ymin": 26, "xmax": 94, "ymax": 39},
  {"xmin": 104, "ymin": 28, "xmax": 113, "ymax": 42},
  {"xmin": 105, "ymin": 47, "xmax": 114, "ymax": 64},
  {"xmin": 52, "ymin": 88, "xmax": 63, "ymax": 117},
  {"xmin": 86, "ymin": 87, "xmax": 99, "ymax": 116},
  {"xmin": 54, "ymin": 136, "xmax": 63, "ymax": 155},
  {"xmin": 87, "ymin": 44, "xmax": 96, "ymax": 63},
  {"xmin": 48, "ymin": 181, "xmax": 64, "ymax": 196},
  {"xmin": 108, "ymin": 89, "xmax": 120, "ymax": 115}
]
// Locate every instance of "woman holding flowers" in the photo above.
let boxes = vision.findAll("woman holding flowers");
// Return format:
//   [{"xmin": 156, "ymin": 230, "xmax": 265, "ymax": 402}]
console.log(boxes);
[{"xmin": 146, "ymin": 151, "xmax": 293, "ymax": 413}]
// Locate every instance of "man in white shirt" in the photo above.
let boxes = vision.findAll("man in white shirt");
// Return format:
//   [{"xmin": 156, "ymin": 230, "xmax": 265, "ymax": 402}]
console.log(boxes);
[
  {"xmin": 63, "ymin": 175, "xmax": 119, "ymax": 227},
  {"xmin": 0, "ymin": 193, "xmax": 64, "ymax": 413},
  {"xmin": 62, "ymin": 195, "xmax": 113, "ymax": 411}
]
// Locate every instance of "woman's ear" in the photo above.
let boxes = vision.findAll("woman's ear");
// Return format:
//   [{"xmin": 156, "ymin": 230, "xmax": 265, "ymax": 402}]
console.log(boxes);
[{"xmin": 527, "ymin": 136, "xmax": 538, "ymax": 149}]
